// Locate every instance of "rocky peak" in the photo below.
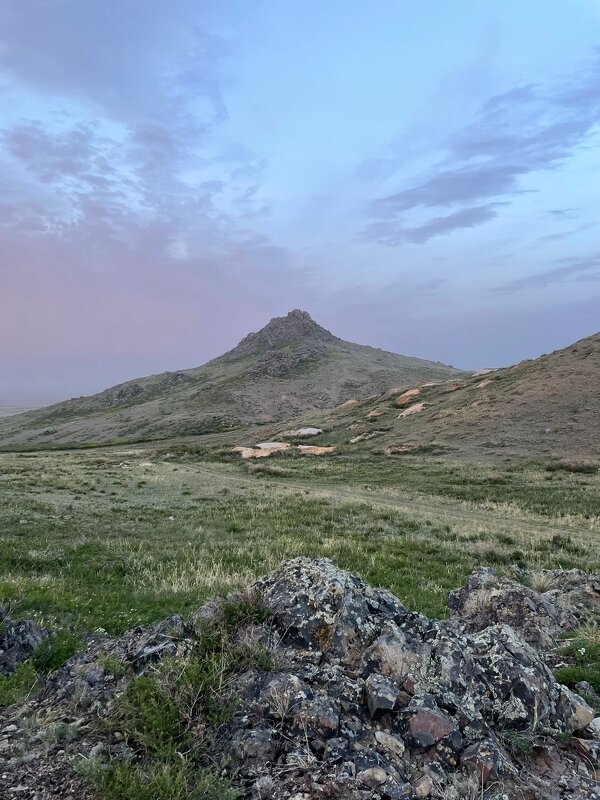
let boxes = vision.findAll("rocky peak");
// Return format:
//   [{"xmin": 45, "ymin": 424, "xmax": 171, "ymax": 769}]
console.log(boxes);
[{"xmin": 225, "ymin": 309, "xmax": 336, "ymax": 359}]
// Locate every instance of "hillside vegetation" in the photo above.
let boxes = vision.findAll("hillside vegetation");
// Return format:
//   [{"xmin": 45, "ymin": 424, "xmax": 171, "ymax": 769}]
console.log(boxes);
[{"xmin": 0, "ymin": 311, "xmax": 462, "ymax": 447}]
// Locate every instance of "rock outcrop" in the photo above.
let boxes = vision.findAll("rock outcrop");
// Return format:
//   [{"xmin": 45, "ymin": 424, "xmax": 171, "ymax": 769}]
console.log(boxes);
[
  {"xmin": 0, "ymin": 607, "xmax": 46, "ymax": 675},
  {"xmin": 1, "ymin": 560, "xmax": 599, "ymax": 800}
]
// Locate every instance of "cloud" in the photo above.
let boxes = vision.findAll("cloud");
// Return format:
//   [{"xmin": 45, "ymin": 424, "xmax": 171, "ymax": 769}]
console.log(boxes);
[
  {"xmin": 491, "ymin": 254, "xmax": 600, "ymax": 294},
  {"xmin": 535, "ymin": 222, "xmax": 596, "ymax": 244},
  {"xmin": 362, "ymin": 50, "xmax": 600, "ymax": 245},
  {"xmin": 363, "ymin": 203, "xmax": 507, "ymax": 245},
  {"xmin": 371, "ymin": 166, "xmax": 524, "ymax": 214},
  {"xmin": 0, "ymin": 2, "xmax": 277, "ymax": 272},
  {"xmin": 0, "ymin": 1, "xmax": 305, "ymax": 388}
]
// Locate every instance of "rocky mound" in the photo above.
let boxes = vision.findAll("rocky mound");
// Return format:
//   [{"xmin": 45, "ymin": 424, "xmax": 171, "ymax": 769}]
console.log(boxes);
[{"xmin": 1, "ymin": 560, "xmax": 599, "ymax": 799}]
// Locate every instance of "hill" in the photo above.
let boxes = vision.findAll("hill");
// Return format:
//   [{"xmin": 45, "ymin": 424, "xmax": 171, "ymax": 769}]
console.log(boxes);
[
  {"xmin": 307, "ymin": 329, "xmax": 600, "ymax": 461},
  {"xmin": 0, "ymin": 309, "xmax": 463, "ymax": 446}
]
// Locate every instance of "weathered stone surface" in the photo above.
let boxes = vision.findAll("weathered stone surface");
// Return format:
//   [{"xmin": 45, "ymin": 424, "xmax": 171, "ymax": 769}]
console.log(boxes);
[
  {"xmin": 375, "ymin": 730, "xmax": 406, "ymax": 758},
  {"xmin": 365, "ymin": 673, "xmax": 399, "ymax": 717},
  {"xmin": 2, "ymin": 557, "xmax": 600, "ymax": 800},
  {"xmin": 229, "ymin": 728, "xmax": 279, "ymax": 767},
  {"xmin": 405, "ymin": 703, "xmax": 457, "ymax": 748},
  {"xmin": 0, "ymin": 608, "xmax": 46, "ymax": 675},
  {"xmin": 358, "ymin": 765, "xmax": 387, "ymax": 786},
  {"xmin": 448, "ymin": 566, "xmax": 596, "ymax": 649},
  {"xmin": 257, "ymin": 557, "xmax": 411, "ymax": 658},
  {"xmin": 558, "ymin": 686, "xmax": 595, "ymax": 731},
  {"xmin": 461, "ymin": 738, "xmax": 515, "ymax": 785}
]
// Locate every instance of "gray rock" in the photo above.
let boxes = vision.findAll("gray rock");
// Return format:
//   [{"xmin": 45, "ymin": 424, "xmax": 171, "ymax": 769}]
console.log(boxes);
[
  {"xmin": 0, "ymin": 610, "xmax": 46, "ymax": 675},
  {"xmin": 364, "ymin": 673, "xmax": 399, "ymax": 717}
]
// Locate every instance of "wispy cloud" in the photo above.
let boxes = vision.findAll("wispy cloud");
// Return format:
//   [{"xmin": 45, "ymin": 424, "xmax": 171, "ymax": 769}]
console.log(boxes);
[
  {"xmin": 492, "ymin": 254, "xmax": 600, "ymax": 294},
  {"xmin": 363, "ymin": 202, "xmax": 507, "ymax": 245},
  {"xmin": 362, "ymin": 50, "xmax": 600, "ymax": 244}
]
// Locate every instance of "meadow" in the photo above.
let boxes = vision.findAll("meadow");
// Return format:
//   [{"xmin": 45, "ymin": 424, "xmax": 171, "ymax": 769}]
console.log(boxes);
[{"xmin": 1, "ymin": 444, "xmax": 598, "ymax": 642}]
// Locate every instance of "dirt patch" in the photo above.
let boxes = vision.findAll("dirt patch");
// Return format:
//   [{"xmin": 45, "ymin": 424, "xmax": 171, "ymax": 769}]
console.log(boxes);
[
  {"xmin": 398, "ymin": 402, "xmax": 427, "ymax": 418},
  {"xmin": 384, "ymin": 444, "xmax": 418, "ymax": 454},
  {"xmin": 297, "ymin": 445, "xmax": 337, "ymax": 455},
  {"xmin": 232, "ymin": 442, "xmax": 290, "ymax": 459},
  {"xmin": 394, "ymin": 387, "xmax": 422, "ymax": 407}
]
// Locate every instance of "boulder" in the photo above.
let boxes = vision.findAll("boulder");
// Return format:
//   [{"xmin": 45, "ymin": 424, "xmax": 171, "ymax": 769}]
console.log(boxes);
[{"xmin": 0, "ymin": 608, "xmax": 46, "ymax": 675}]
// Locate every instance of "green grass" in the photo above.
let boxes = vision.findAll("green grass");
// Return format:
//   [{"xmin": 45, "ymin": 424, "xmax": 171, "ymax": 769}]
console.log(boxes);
[
  {"xmin": 0, "ymin": 660, "xmax": 37, "ymax": 707},
  {"xmin": 554, "ymin": 626, "xmax": 600, "ymax": 702},
  {"xmin": 32, "ymin": 629, "xmax": 85, "ymax": 673},
  {"xmin": 78, "ymin": 758, "xmax": 239, "ymax": 800},
  {"xmin": 244, "ymin": 451, "xmax": 600, "ymax": 520},
  {"xmin": 0, "ymin": 448, "xmax": 598, "ymax": 640},
  {"xmin": 77, "ymin": 592, "xmax": 272, "ymax": 800}
]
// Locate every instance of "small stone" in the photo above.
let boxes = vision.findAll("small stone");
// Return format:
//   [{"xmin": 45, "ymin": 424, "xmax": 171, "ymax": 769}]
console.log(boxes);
[
  {"xmin": 293, "ymin": 695, "xmax": 339, "ymax": 740},
  {"xmin": 324, "ymin": 737, "xmax": 350, "ymax": 762},
  {"xmin": 406, "ymin": 706, "xmax": 456, "ymax": 748},
  {"xmin": 229, "ymin": 728, "xmax": 278, "ymax": 767},
  {"xmin": 383, "ymin": 779, "xmax": 416, "ymax": 799},
  {"xmin": 560, "ymin": 687, "xmax": 595, "ymax": 731},
  {"xmin": 586, "ymin": 717, "xmax": 600, "ymax": 736},
  {"xmin": 113, "ymin": 731, "xmax": 123, "ymax": 741},
  {"xmin": 414, "ymin": 774, "xmax": 434, "ymax": 797},
  {"xmin": 365, "ymin": 673, "xmax": 399, "ymax": 717},
  {"xmin": 375, "ymin": 730, "xmax": 405, "ymax": 758},
  {"xmin": 461, "ymin": 739, "xmax": 515, "ymax": 785},
  {"xmin": 2, "ymin": 725, "xmax": 18, "ymax": 733},
  {"xmin": 358, "ymin": 766, "xmax": 388, "ymax": 787}
]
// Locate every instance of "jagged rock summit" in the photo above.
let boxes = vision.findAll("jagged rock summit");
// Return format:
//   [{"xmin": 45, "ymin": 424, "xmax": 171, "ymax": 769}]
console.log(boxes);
[
  {"xmin": 2, "ymin": 558, "xmax": 599, "ymax": 799},
  {"xmin": 226, "ymin": 309, "xmax": 335, "ymax": 358},
  {"xmin": 0, "ymin": 310, "xmax": 463, "ymax": 445}
]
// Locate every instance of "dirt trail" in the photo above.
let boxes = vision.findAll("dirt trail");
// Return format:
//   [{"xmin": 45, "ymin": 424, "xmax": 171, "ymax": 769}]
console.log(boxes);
[{"xmin": 183, "ymin": 461, "xmax": 597, "ymax": 542}]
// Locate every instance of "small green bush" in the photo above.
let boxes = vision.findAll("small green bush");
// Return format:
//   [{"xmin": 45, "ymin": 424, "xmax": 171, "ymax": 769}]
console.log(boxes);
[
  {"xmin": 0, "ymin": 660, "xmax": 37, "ymax": 708},
  {"xmin": 79, "ymin": 757, "xmax": 239, "ymax": 800},
  {"xmin": 33, "ymin": 630, "xmax": 84, "ymax": 674},
  {"xmin": 501, "ymin": 727, "xmax": 535, "ymax": 756},
  {"xmin": 554, "ymin": 632, "xmax": 600, "ymax": 702},
  {"xmin": 117, "ymin": 675, "xmax": 182, "ymax": 757}
]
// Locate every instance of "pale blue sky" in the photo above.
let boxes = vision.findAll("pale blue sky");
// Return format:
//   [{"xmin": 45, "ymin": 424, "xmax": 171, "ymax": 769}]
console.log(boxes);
[{"xmin": 1, "ymin": 1, "xmax": 599, "ymax": 402}]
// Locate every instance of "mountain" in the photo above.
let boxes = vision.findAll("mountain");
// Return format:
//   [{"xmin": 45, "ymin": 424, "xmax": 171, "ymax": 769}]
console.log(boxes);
[
  {"xmin": 0, "ymin": 310, "xmax": 464, "ymax": 446},
  {"xmin": 314, "ymin": 330, "xmax": 600, "ymax": 460}
]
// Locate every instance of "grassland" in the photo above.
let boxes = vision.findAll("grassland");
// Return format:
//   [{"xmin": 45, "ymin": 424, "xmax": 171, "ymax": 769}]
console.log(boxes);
[{"xmin": 1, "ymin": 444, "xmax": 598, "ymax": 643}]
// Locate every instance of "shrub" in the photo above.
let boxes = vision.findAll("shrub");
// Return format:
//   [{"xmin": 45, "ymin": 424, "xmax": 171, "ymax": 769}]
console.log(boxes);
[
  {"xmin": 117, "ymin": 675, "xmax": 182, "ymax": 757},
  {"xmin": 78, "ymin": 757, "xmax": 239, "ymax": 800},
  {"xmin": 33, "ymin": 629, "xmax": 84, "ymax": 674},
  {"xmin": 0, "ymin": 660, "xmax": 37, "ymax": 708}
]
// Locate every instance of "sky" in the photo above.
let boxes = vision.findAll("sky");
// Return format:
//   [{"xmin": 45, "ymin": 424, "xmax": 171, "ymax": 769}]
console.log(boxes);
[{"xmin": 1, "ymin": 0, "xmax": 600, "ymax": 403}]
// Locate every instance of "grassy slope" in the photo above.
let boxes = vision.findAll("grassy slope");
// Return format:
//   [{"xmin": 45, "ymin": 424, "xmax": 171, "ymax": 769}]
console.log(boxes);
[
  {"xmin": 277, "ymin": 330, "xmax": 600, "ymax": 461},
  {"xmin": 1, "ymin": 445, "xmax": 597, "ymax": 639}
]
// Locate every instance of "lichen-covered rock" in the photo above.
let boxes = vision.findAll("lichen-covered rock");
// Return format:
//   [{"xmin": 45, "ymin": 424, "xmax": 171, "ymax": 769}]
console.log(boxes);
[
  {"xmin": 461, "ymin": 738, "xmax": 516, "ymax": 784},
  {"xmin": 365, "ymin": 673, "xmax": 399, "ymax": 717},
  {"xmin": 257, "ymin": 557, "xmax": 412, "ymax": 658},
  {"xmin": 448, "ymin": 566, "xmax": 600, "ymax": 650},
  {"xmin": 2, "ymin": 557, "xmax": 599, "ymax": 800},
  {"xmin": 0, "ymin": 608, "xmax": 46, "ymax": 675}
]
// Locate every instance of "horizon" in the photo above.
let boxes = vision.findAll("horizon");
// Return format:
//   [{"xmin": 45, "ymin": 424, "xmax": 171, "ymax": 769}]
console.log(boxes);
[
  {"xmin": 1, "ymin": 307, "xmax": 596, "ymax": 407},
  {"xmin": 1, "ymin": 2, "xmax": 600, "ymax": 404}
]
